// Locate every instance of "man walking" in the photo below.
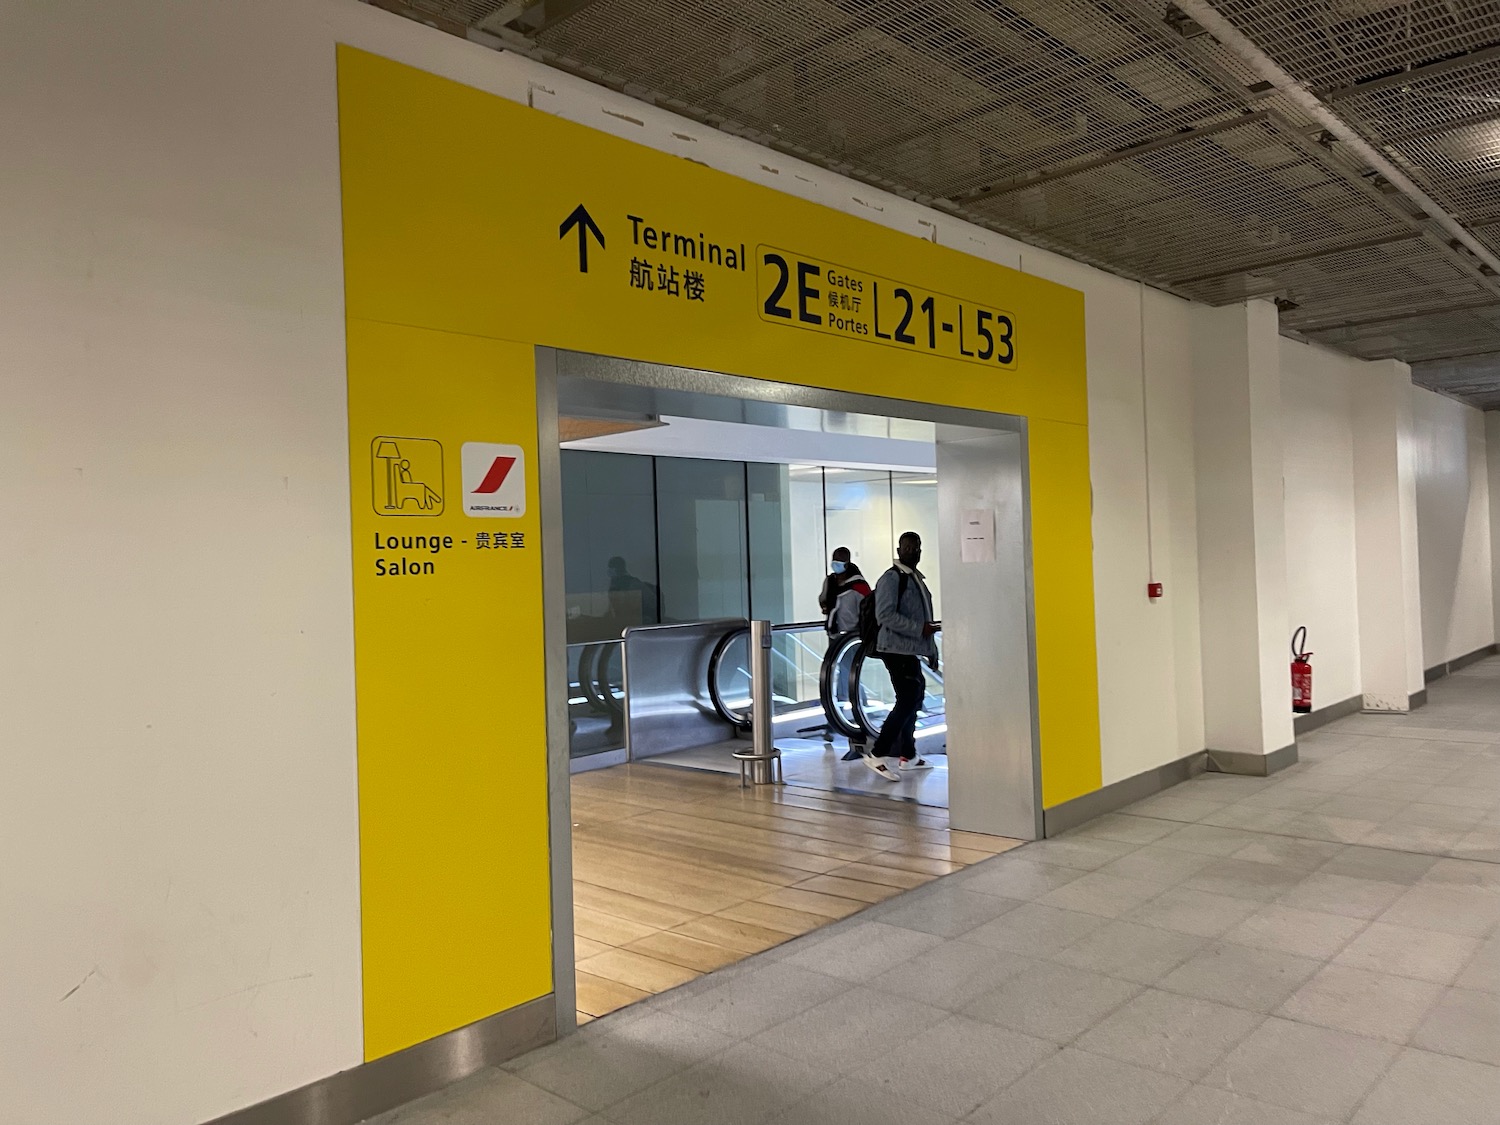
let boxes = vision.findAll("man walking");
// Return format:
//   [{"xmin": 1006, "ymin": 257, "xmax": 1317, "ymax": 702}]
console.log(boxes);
[{"xmin": 863, "ymin": 532, "xmax": 938, "ymax": 781}]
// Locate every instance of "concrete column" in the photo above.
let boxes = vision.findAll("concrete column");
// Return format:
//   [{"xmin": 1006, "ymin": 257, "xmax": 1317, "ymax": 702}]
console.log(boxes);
[
  {"xmin": 1485, "ymin": 410, "xmax": 1500, "ymax": 661},
  {"xmin": 1353, "ymin": 360, "xmax": 1425, "ymax": 710},
  {"xmin": 1193, "ymin": 300, "xmax": 1295, "ymax": 772}
]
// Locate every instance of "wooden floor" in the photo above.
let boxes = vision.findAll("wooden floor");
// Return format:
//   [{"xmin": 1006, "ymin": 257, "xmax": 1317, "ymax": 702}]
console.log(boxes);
[{"xmin": 569, "ymin": 761, "xmax": 1023, "ymax": 1023}]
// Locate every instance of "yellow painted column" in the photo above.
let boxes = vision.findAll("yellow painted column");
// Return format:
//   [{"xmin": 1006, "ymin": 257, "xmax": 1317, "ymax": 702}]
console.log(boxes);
[{"xmin": 1029, "ymin": 418, "xmax": 1104, "ymax": 807}]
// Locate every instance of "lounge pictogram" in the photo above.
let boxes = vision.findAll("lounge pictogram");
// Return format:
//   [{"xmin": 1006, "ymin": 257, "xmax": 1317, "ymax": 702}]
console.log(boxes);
[{"xmin": 372, "ymin": 437, "xmax": 445, "ymax": 516}]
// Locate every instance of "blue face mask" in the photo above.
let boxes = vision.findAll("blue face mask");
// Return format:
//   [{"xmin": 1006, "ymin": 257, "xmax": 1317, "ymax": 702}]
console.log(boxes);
[{"xmin": 831, "ymin": 560, "xmax": 847, "ymax": 574}]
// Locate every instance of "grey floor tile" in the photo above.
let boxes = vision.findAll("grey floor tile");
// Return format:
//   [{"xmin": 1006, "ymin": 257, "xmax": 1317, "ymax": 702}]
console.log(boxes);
[
  {"xmin": 1184, "ymin": 858, "xmax": 1306, "ymax": 903},
  {"xmin": 1236, "ymin": 785, "xmax": 1338, "ymax": 812},
  {"xmin": 1351, "ymin": 1047, "xmax": 1500, "ymax": 1125},
  {"xmin": 964, "ymin": 1048, "xmax": 1188, "ymax": 1125},
  {"xmin": 1344, "ymin": 777, "xmax": 1433, "ymax": 802},
  {"xmin": 1153, "ymin": 823, "xmax": 1262, "ymax": 857},
  {"xmin": 1123, "ymin": 886, "xmax": 1262, "ymax": 937},
  {"xmin": 1197, "ymin": 805, "xmax": 1301, "ymax": 833},
  {"xmin": 606, "ymin": 1044, "xmax": 833, "ymax": 1125},
  {"xmin": 867, "ymin": 942, "xmax": 1044, "ymax": 1010},
  {"xmin": 963, "ymin": 960, "xmax": 1142, "ymax": 1043},
  {"xmin": 1335, "ymin": 921, "xmax": 1484, "ymax": 984},
  {"xmin": 1229, "ymin": 835, "xmax": 1344, "ymax": 872},
  {"xmin": 845, "ymin": 1015, "xmax": 1055, "ymax": 1118},
  {"xmin": 1050, "ymin": 920, "xmax": 1208, "ymax": 985},
  {"xmin": 1222, "ymin": 903, "xmax": 1368, "ymax": 960},
  {"xmin": 1181, "ymin": 774, "xmax": 1273, "ymax": 799},
  {"xmin": 659, "ymin": 961, "xmax": 850, "ymax": 1039},
  {"xmin": 1096, "ymin": 845, "xmax": 1219, "ymax": 886},
  {"xmin": 1411, "ymin": 987, "xmax": 1500, "ymax": 1065},
  {"xmin": 1073, "ymin": 988, "xmax": 1262, "ymax": 1080},
  {"xmin": 1360, "ymin": 822, "xmax": 1469, "ymax": 854},
  {"xmin": 1037, "ymin": 871, "xmax": 1171, "ymax": 918},
  {"xmin": 780, "ymin": 920, "xmax": 945, "ymax": 981},
  {"xmin": 1454, "ymin": 936, "xmax": 1500, "ymax": 994},
  {"xmin": 1278, "ymin": 813, "xmax": 1382, "ymax": 845},
  {"xmin": 957, "ymin": 858, "xmax": 1087, "ymax": 901},
  {"xmin": 1422, "ymin": 856, "xmax": 1500, "ymax": 893},
  {"xmin": 1379, "ymin": 883, "xmax": 1500, "ymax": 937},
  {"xmin": 1318, "ymin": 845, "xmax": 1438, "ymax": 884},
  {"xmin": 510, "ymin": 1010, "xmax": 736, "ymax": 1112},
  {"xmin": 1157, "ymin": 942, "xmax": 1322, "ymax": 1013},
  {"xmin": 963, "ymin": 902, "xmax": 1110, "ymax": 957},
  {"xmin": 366, "ymin": 1068, "xmax": 592, "ymax": 1125},
  {"xmin": 1318, "ymin": 794, "xmax": 1408, "ymax": 823},
  {"xmin": 1276, "ymin": 962, "xmax": 1446, "ymax": 1043},
  {"xmin": 766, "ymin": 1075, "xmax": 956, "ymax": 1125},
  {"xmin": 1065, "ymin": 812, "xmax": 1181, "ymax": 845},
  {"xmin": 1278, "ymin": 872, "xmax": 1408, "ymax": 919},
  {"xmin": 1420, "ymin": 784, "xmax": 1500, "ymax": 809},
  {"xmin": 1201, "ymin": 1017, "xmax": 1399, "ymax": 1119},
  {"xmin": 872, "ymin": 886, "xmax": 1022, "ymax": 938},
  {"xmin": 1015, "ymin": 837, "xmax": 1140, "ymax": 871},
  {"xmin": 1150, "ymin": 1084, "xmax": 1328, "ymax": 1125},
  {"xmin": 1123, "ymin": 792, "xmax": 1230, "ymax": 823},
  {"xmin": 751, "ymin": 986, "xmax": 948, "ymax": 1072},
  {"xmin": 1451, "ymin": 828, "xmax": 1500, "ymax": 863},
  {"xmin": 1397, "ymin": 801, "xmax": 1489, "ymax": 830}
]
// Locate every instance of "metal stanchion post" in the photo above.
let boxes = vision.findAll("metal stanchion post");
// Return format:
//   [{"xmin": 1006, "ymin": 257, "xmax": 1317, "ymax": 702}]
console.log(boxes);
[{"xmin": 734, "ymin": 619, "xmax": 783, "ymax": 786}]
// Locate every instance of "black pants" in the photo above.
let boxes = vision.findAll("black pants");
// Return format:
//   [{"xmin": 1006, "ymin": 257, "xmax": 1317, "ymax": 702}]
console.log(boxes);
[{"xmin": 870, "ymin": 654, "xmax": 925, "ymax": 760}]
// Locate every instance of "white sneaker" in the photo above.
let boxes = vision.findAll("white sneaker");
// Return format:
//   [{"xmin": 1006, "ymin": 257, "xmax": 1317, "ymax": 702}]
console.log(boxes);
[
  {"xmin": 899, "ymin": 756, "xmax": 934, "ymax": 770},
  {"xmin": 861, "ymin": 755, "xmax": 901, "ymax": 782}
]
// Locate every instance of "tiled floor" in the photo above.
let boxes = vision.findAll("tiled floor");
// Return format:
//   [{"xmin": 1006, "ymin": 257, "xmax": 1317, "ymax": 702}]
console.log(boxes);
[
  {"xmin": 369, "ymin": 661, "xmax": 1500, "ymax": 1124},
  {"xmin": 569, "ymin": 760, "xmax": 1017, "ymax": 1022}
]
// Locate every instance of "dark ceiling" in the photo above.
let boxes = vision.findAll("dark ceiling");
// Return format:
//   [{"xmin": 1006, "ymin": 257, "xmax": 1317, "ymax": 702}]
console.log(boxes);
[{"xmin": 371, "ymin": 0, "xmax": 1500, "ymax": 407}]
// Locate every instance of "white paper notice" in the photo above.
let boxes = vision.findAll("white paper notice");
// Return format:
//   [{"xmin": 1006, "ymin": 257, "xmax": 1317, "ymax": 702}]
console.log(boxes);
[{"xmin": 961, "ymin": 508, "xmax": 996, "ymax": 563}]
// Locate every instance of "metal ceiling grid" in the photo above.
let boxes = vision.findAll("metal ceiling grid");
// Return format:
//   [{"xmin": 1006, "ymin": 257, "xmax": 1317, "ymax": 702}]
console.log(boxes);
[
  {"xmin": 1191, "ymin": 236, "xmax": 1478, "ymax": 308},
  {"xmin": 971, "ymin": 115, "xmax": 1410, "ymax": 289},
  {"xmin": 537, "ymin": 0, "xmax": 1250, "ymax": 196},
  {"xmin": 1204, "ymin": 0, "xmax": 1500, "ymax": 91},
  {"xmin": 1330, "ymin": 60, "xmax": 1500, "ymax": 225},
  {"xmin": 1306, "ymin": 302, "xmax": 1500, "ymax": 360}
]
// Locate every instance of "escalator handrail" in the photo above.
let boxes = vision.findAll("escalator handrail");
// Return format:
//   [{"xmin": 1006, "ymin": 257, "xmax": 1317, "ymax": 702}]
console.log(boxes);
[{"xmin": 707, "ymin": 626, "xmax": 752, "ymax": 728}]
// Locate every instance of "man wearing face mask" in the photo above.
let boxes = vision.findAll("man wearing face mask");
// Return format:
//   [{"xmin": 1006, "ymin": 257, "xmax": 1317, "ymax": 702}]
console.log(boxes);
[
  {"xmin": 863, "ymin": 531, "xmax": 939, "ymax": 781},
  {"xmin": 818, "ymin": 547, "xmax": 855, "ymax": 623}
]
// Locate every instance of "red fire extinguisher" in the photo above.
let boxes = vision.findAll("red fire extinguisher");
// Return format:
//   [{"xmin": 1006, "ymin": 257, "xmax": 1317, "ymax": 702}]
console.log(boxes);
[{"xmin": 1291, "ymin": 626, "xmax": 1313, "ymax": 714}]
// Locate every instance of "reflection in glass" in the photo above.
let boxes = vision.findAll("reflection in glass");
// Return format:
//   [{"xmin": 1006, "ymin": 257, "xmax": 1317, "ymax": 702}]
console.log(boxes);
[{"xmin": 562, "ymin": 451, "xmax": 658, "ymax": 643}]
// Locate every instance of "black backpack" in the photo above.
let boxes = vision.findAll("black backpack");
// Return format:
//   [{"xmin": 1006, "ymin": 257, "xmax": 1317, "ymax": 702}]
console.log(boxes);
[{"xmin": 858, "ymin": 568, "xmax": 907, "ymax": 649}]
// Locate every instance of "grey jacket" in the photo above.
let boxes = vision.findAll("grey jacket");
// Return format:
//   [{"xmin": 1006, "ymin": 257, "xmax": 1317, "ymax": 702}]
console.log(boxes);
[{"xmin": 874, "ymin": 564, "xmax": 937, "ymax": 658}]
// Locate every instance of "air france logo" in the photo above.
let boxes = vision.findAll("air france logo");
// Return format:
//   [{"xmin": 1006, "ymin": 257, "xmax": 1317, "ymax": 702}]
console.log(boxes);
[{"xmin": 461, "ymin": 442, "xmax": 526, "ymax": 518}]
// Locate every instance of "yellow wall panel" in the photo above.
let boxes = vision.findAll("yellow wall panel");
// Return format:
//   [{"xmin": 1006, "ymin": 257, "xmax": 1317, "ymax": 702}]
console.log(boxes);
[
  {"xmin": 347, "ymin": 321, "xmax": 552, "ymax": 1060},
  {"xmin": 1029, "ymin": 419, "xmax": 1105, "ymax": 807}
]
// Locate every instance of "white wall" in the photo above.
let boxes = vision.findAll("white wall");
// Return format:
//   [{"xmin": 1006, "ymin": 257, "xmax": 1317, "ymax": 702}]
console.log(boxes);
[
  {"xmin": 1280, "ymin": 340, "xmax": 1362, "ymax": 707},
  {"xmin": 1412, "ymin": 387, "xmax": 1495, "ymax": 666},
  {"xmin": 0, "ymin": 1, "xmax": 1279, "ymax": 1121},
  {"xmin": 1081, "ymin": 272, "xmax": 1206, "ymax": 784},
  {"xmin": 1487, "ymin": 412, "xmax": 1500, "ymax": 647}
]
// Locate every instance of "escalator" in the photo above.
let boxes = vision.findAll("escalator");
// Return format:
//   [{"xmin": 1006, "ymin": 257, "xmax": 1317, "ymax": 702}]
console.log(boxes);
[
  {"xmin": 709, "ymin": 622, "xmax": 945, "ymax": 744},
  {"xmin": 566, "ymin": 620, "xmax": 946, "ymax": 765}
]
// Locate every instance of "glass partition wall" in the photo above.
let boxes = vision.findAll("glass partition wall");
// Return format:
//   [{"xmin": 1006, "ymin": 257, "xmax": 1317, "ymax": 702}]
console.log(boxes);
[{"xmin": 562, "ymin": 449, "xmax": 940, "ymax": 760}]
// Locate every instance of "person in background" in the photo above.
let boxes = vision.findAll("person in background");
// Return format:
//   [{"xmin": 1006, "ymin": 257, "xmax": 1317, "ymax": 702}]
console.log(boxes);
[
  {"xmin": 827, "ymin": 560, "xmax": 870, "ymax": 636},
  {"xmin": 821, "ymin": 550, "xmax": 871, "ymax": 741},
  {"xmin": 818, "ymin": 547, "xmax": 854, "ymax": 621},
  {"xmin": 863, "ymin": 531, "xmax": 938, "ymax": 781}
]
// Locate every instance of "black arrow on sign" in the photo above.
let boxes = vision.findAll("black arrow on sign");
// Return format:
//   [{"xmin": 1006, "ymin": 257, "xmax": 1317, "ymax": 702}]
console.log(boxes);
[{"xmin": 559, "ymin": 204, "xmax": 605, "ymax": 273}]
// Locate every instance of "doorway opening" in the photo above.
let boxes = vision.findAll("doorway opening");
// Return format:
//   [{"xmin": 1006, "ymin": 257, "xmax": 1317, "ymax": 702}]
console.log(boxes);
[{"xmin": 539, "ymin": 350, "xmax": 1039, "ymax": 1023}]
